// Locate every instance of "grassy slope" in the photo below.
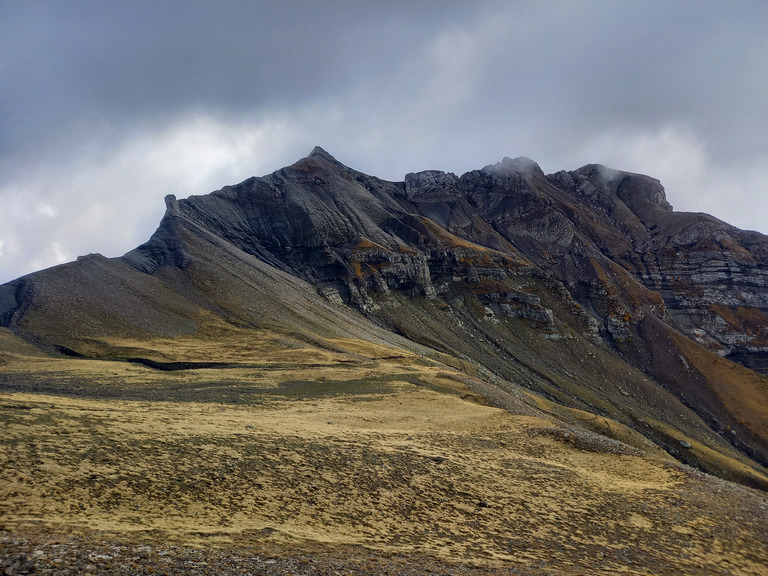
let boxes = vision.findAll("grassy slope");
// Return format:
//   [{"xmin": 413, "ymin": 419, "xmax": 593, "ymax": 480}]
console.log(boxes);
[
  {"xmin": 2, "ymin": 327, "xmax": 768, "ymax": 575},
  {"xmin": 369, "ymin": 285, "xmax": 768, "ymax": 490}
]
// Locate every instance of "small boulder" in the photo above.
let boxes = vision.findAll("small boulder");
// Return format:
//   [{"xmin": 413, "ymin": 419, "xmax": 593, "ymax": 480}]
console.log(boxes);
[{"xmin": 2, "ymin": 553, "xmax": 36, "ymax": 575}]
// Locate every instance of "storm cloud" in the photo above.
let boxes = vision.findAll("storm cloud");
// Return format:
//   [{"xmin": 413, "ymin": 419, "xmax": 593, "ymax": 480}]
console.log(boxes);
[{"xmin": 1, "ymin": 0, "xmax": 767, "ymax": 283}]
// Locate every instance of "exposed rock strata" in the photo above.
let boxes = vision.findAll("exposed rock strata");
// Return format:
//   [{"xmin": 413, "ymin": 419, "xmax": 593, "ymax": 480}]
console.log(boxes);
[{"xmin": 130, "ymin": 147, "xmax": 768, "ymax": 374}]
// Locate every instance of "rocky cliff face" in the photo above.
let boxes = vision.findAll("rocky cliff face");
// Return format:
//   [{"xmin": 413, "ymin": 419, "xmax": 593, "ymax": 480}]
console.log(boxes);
[
  {"xmin": 122, "ymin": 147, "xmax": 768, "ymax": 373},
  {"xmin": 3, "ymin": 146, "xmax": 768, "ymax": 485},
  {"xmin": 551, "ymin": 164, "xmax": 768, "ymax": 371}
]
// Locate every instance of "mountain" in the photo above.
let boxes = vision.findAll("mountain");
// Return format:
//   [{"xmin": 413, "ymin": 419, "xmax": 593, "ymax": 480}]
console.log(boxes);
[
  {"xmin": 2, "ymin": 147, "xmax": 768, "ymax": 573},
  {"xmin": 4, "ymin": 146, "xmax": 767, "ymax": 478}
]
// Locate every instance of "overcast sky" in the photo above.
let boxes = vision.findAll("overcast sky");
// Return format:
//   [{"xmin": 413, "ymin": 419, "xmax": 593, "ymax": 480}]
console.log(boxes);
[{"xmin": 1, "ymin": 1, "xmax": 767, "ymax": 283}]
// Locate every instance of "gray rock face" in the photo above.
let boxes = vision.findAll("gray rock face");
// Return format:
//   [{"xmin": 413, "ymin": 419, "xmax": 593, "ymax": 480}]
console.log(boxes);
[
  {"xmin": 4, "ymin": 146, "xmax": 767, "ymax": 379},
  {"xmin": 404, "ymin": 170, "xmax": 461, "ymax": 201},
  {"xmin": 1, "ymin": 553, "xmax": 36, "ymax": 575},
  {"xmin": 118, "ymin": 148, "xmax": 768, "ymax": 374},
  {"xmin": 544, "ymin": 165, "xmax": 768, "ymax": 370}
]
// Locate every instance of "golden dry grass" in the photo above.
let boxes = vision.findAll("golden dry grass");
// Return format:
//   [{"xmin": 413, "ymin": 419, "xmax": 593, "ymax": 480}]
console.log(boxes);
[
  {"xmin": 670, "ymin": 329, "xmax": 768, "ymax": 444},
  {"xmin": 2, "ymin": 328, "xmax": 768, "ymax": 575}
]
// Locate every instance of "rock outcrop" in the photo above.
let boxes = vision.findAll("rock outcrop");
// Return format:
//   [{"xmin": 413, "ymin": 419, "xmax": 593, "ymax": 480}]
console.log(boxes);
[{"xmin": 126, "ymin": 147, "xmax": 768, "ymax": 377}]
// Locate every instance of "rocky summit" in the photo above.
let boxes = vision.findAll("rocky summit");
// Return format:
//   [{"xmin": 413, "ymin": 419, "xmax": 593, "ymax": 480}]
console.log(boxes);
[{"xmin": 1, "ymin": 147, "xmax": 767, "ymax": 575}]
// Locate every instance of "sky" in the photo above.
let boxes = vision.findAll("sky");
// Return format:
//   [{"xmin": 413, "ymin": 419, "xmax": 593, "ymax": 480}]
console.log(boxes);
[{"xmin": 1, "ymin": 0, "xmax": 767, "ymax": 284}]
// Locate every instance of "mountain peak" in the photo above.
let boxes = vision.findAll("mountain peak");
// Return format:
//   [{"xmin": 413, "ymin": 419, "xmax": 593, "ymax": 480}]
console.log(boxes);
[
  {"xmin": 308, "ymin": 146, "xmax": 338, "ymax": 162},
  {"xmin": 481, "ymin": 156, "xmax": 545, "ymax": 179},
  {"xmin": 571, "ymin": 163, "xmax": 673, "ymax": 214}
]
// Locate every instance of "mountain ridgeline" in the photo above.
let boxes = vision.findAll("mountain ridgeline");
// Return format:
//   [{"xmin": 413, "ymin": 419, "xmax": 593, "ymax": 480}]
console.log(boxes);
[{"xmin": 3, "ymin": 146, "xmax": 768, "ymax": 487}]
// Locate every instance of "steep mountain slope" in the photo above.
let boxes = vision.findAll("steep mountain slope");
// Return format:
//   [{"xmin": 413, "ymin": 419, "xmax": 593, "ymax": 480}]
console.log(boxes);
[{"xmin": 2, "ymin": 147, "xmax": 768, "ymax": 487}]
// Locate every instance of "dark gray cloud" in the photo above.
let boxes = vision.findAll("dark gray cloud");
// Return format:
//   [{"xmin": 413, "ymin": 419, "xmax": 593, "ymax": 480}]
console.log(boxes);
[
  {"xmin": 0, "ymin": 1, "xmax": 473, "ymax": 163},
  {"xmin": 1, "ymin": 0, "xmax": 767, "ymax": 283}
]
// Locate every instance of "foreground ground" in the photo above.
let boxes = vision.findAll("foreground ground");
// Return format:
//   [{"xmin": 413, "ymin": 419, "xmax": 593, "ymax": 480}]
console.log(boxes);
[{"xmin": 1, "ymin": 329, "xmax": 767, "ymax": 575}]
